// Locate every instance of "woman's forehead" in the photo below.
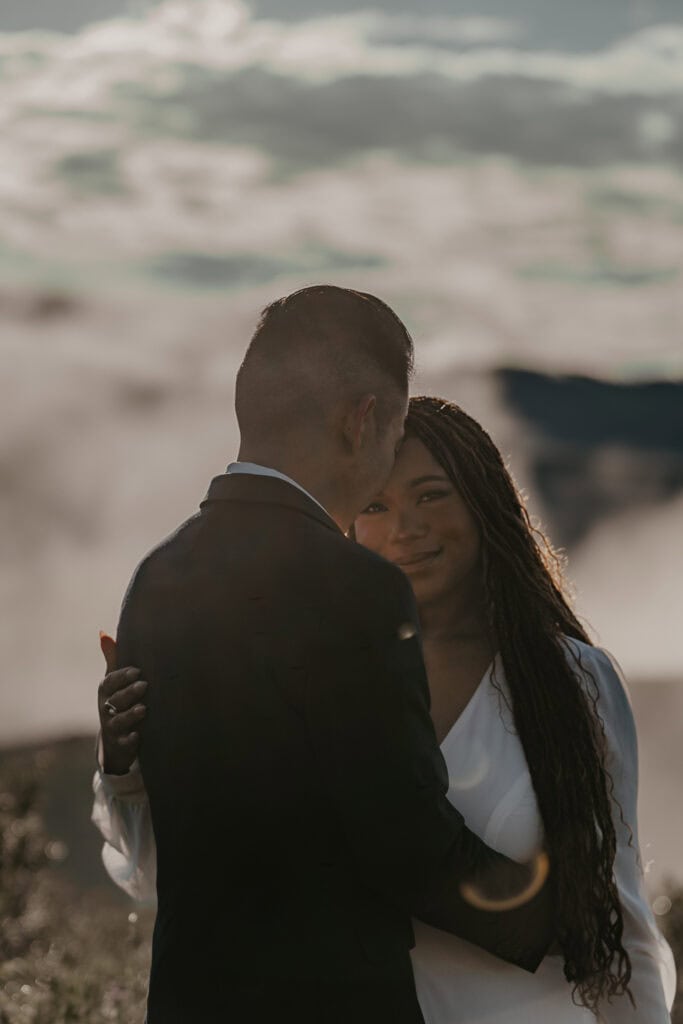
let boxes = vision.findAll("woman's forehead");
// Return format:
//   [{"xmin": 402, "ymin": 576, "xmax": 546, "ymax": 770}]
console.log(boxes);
[{"xmin": 386, "ymin": 435, "xmax": 447, "ymax": 488}]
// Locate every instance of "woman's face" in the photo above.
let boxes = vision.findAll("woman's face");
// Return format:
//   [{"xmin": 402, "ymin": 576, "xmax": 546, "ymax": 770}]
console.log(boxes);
[{"xmin": 354, "ymin": 435, "xmax": 482, "ymax": 609}]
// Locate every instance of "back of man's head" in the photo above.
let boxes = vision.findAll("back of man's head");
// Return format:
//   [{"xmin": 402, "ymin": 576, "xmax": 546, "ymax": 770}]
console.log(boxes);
[{"xmin": 235, "ymin": 285, "xmax": 414, "ymax": 446}]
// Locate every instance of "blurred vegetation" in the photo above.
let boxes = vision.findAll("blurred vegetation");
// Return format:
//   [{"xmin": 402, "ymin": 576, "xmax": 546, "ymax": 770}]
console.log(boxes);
[
  {"xmin": 0, "ymin": 750, "xmax": 153, "ymax": 1023},
  {"xmin": 0, "ymin": 747, "xmax": 680, "ymax": 1022}
]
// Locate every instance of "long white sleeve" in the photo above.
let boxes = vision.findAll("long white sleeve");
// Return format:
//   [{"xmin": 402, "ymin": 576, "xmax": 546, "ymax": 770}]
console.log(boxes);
[
  {"xmin": 91, "ymin": 739, "xmax": 157, "ymax": 903},
  {"xmin": 574, "ymin": 645, "xmax": 676, "ymax": 1022}
]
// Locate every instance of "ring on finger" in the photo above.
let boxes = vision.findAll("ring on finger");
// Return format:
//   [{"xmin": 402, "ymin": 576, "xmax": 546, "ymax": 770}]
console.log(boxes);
[{"xmin": 103, "ymin": 699, "xmax": 117, "ymax": 717}]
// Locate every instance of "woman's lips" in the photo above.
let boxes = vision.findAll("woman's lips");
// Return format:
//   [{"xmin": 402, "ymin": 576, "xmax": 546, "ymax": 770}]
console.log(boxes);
[{"xmin": 393, "ymin": 548, "xmax": 443, "ymax": 570}]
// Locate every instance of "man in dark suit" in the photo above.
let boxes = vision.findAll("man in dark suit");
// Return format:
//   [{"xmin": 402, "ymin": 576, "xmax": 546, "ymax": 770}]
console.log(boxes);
[{"xmin": 100, "ymin": 285, "xmax": 554, "ymax": 1023}]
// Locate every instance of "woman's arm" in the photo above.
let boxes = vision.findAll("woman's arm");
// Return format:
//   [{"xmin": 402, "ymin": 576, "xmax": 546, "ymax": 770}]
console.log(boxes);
[
  {"xmin": 91, "ymin": 737, "xmax": 157, "ymax": 903},
  {"xmin": 579, "ymin": 645, "xmax": 676, "ymax": 1022},
  {"xmin": 92, "ymin": 633, "xmax": 157, "ymax": 902}
]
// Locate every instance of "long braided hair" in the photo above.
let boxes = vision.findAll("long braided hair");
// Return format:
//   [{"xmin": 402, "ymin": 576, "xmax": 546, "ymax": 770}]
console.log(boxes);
[{"xmin": 405, "ymin": 395, "xmax": 632, "ymax": 1015}]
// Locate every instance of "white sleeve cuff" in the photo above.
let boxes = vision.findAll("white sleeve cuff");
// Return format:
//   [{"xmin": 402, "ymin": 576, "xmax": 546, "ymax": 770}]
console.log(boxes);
[{"xmin": 95, "ymin": 733, "xmax": 147, "ymax": 800}]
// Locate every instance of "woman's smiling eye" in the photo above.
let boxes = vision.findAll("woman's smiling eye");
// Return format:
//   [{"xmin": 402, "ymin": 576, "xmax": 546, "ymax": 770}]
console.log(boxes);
[
  {"xmin": 418, "ymin": 489, "xmax": 451, "ymax": 504},
  {"xmin": 360, "ymin": 501, "xmax": 387, "ymax": 515}
]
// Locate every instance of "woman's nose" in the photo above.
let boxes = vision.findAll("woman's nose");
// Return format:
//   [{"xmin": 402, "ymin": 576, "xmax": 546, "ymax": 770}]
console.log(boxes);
[{"xmin": 389, "ymin": 510, "xmax": 428, "ymax": 543}]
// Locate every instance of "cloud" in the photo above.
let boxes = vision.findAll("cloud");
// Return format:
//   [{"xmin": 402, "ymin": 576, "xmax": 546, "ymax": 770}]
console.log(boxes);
[
  {"xmin": 55, "ymin": 147, "xmax": 128, "ymax": 195},
  {"xmin": 0, "ymin": 5, "xmax": 682, "ymax": 195},
  {"xmin": 0, "ymin": 0, "xmax": 681, "ymax": 328},
  {"xmin": 106, "ymin": 64, "xmax": 680, "ymax": 172},
  {"xmin": 2, "ymin": 2, "xmax": 683, "ymax": 107},
  {"xmin": 146, "ymin": 247, "xmax": 383, "ymax": 289},
  {"xmin": 0, "ymin": 0, "xmax": 681, "ymax": 216},
  {"xmin": 367, "ymin": 15, "xmax": 522, "ymax": 48}
]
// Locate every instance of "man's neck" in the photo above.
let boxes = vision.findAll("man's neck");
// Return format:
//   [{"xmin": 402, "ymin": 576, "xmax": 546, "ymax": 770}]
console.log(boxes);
[{"xmin": 235, "ymin": 448, "xmax": 353, "ymax": 531}]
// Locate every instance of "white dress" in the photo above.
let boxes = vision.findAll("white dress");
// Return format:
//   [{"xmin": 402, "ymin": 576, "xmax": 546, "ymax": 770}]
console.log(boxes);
[{"xmin": 92, "ymin": 639, "xmax": 676, "ymax": 1022}]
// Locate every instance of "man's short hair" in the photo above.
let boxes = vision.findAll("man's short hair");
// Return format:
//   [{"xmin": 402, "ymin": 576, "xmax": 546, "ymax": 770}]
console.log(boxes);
[{"xmin": 235, "ymin": 285, "xmax": 414, "ymax": 439}]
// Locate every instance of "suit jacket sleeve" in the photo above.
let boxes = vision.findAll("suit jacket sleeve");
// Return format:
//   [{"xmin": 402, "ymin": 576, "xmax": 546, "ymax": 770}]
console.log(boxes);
[{"xmin": 304, "ymin": 555, "xmax": 555, "ymax": 972}]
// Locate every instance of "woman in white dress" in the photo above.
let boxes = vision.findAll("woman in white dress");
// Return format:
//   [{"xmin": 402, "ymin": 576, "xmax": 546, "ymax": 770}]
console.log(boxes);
[{"xmin": 93, "ymin": 396, "xmax": 675, "ymax": 1023}]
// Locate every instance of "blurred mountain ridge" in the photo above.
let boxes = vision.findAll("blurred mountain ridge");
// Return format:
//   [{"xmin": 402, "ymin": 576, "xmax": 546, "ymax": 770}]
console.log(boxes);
[{"xmin": 499, "ymin": 368, "xmax": 683, "ymax": 545}]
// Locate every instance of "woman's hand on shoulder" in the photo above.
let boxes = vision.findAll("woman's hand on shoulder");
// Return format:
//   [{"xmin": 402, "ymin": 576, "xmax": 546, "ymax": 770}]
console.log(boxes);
[{"xmin": 97, "ymin": 632, "xmax": 148, "ymax": 775}]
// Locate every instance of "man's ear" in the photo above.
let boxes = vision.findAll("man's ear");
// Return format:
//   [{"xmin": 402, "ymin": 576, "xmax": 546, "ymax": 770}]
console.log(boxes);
[{"xmin": 342, "ymin": 394, "xmax": 376, "ymax": 453}]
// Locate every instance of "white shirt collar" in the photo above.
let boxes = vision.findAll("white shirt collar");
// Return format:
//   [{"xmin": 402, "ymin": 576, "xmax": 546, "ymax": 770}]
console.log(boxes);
[{"xmin": 226, "ymin": 462, "xmax": 330, "ymax": 518}]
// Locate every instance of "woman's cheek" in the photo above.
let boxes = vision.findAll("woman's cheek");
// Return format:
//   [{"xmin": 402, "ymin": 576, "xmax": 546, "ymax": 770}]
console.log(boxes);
[
  {"xmin": 353, "ymin": 522, "xmax": 372, "ymax": 547},
  {"xmin": 356, "ymin": 523, "xmax": 384, "ymax": 554}
]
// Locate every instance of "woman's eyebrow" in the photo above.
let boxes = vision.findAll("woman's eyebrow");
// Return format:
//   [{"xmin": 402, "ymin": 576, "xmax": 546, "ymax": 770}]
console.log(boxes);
[{"xmin": 408, "ymin": 474, "xmax": 450, "ymax": 488}]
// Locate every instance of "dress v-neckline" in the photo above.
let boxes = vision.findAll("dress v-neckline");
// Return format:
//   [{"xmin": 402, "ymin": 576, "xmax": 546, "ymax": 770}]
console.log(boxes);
[{"xmin": 438, "ymin": 653, "xmax": 498, "ymax": 751}]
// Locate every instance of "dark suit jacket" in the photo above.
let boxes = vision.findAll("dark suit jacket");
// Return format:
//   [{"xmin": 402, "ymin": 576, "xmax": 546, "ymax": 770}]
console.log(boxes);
[{"xmin": 116, "ymin": 473, "xmax": 554, "ymax": 1023}]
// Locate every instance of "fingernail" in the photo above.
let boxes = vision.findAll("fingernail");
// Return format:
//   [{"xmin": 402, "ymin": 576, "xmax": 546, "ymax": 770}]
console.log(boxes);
[
  {"xmin": 134, "ymin": 705, "xmax": 146, "ymax": 715},
  {"xmin": 125, "ymin": 668, "xmax": 140, "ymax": 680},
  {"xmin": 133, "ymin": 680, "xmax": 148, "ymax": 691}
]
